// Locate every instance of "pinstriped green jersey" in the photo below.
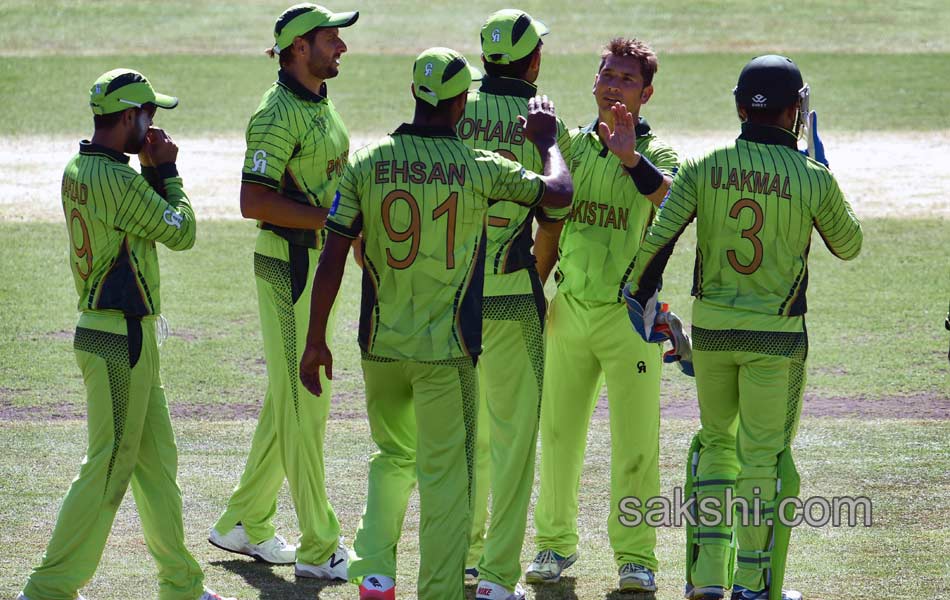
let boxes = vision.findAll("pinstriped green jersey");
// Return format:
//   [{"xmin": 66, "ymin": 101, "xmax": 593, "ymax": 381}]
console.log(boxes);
[
  {"xmin": 61, "ymin": 141, "xmax": 196, "ymax": 316},
  {"xmin": 628, "ymin": 123, "xmax": 863, "ymax": 332},
  {"xmin": 458, "ymin": 76, "xmax": 570, "ymax": 296},
  {"xmin": 241, "ymin": 69, "xmax": 349, "ymax": 248},
  {"xmin": 327, "ymin": 123, "xmax": 546, "ymax": 361},
  {"xmin": 555, "ymin": 118, "xmax": 678, "ymax": 304}
]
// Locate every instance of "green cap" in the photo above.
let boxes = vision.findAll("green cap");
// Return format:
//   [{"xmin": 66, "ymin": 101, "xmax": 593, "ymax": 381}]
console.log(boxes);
[
  {"xmin": 273, "ymin": 3, "xmax": 359, "ymax": 53},
  {"xmin": 480, "ymin": 9, "xmax": 548, "ymax": 65},
  {"xmin": 89, "ymin": 68, "xmax": 178, "ymax": 115},
  {"xmin": 412, "ymin": 47, "xmax": 482, "ymax": 106}
]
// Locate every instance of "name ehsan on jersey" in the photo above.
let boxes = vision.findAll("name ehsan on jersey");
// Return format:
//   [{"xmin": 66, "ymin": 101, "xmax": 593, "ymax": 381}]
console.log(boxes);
[
  {"xmin": 374, "ymin": 160, "xmax": 467, "ymax": 186},
  {"xmin": 326, "ymin": 148, "xmax": 348, "ymax": 179},
  {"xmin": 62, "ymin": 174, "xmax": 88, "ymax": 205},
  {"xmin": 457, "ymin": 117, "xmax": 526, "ymax": 146},
  {"xmin": 568, "ymin": 200, "xmax": 630, "ymax": 230},
  {"xmin": 710, "ymin": 167, "xmax": 792, "ymax": 199}
]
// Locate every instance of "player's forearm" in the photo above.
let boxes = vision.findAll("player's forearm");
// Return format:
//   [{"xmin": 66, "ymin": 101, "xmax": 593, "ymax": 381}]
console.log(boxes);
[
  {"xmin": 535, "ymin": 140, "xmax": 573, "ymax": 208},
  {"xmin": 534, "ymin": 218, "xmax": 563, "ymax": 284},
  {"xmin": 645, "ymin": 175, "xmax": 672, "ymax": 207},
  {"xmin": 305, "ymin": 234, "xmax": 349, "ymax": 348},
  {"xmin": 240, "ymin": 183, "xmax": 328, "ymax": 229},
  {"xmin": 815, "ymin": 201, "xmax": 863, "ymax": 261}
]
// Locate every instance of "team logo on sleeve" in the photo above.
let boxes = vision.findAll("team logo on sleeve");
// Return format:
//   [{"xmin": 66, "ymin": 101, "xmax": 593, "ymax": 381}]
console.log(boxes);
[
  {"xmin": 163, "ymin": 208, "xmax": 183, "ymax": 229},
  {"xmin": 252, "ymin": 150, "xmax": 268, "ymax": 174}
]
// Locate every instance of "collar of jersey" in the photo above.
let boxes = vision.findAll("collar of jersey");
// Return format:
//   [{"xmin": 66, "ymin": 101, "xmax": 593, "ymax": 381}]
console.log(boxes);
[
  {"xmin": 580, "ymin": 116, "xmax": 651, "ymax": 138},
  {"xmin": 79, "ymin": 140, "xmax": 130, "ymax": 164},
  {"xmin": 738, "ymin": 122, "xmax": 797, "ymax": 150},
  {"xmin": 277, "ymin": 69, "xmax": 327, "ymax": 103},
  {"xmin": 393, "ymin": 123, "xmax": 459, "ymax": 139},
  {"xmin": 479, "ymin": 75, "xmax": 537, "ymax": 99}
]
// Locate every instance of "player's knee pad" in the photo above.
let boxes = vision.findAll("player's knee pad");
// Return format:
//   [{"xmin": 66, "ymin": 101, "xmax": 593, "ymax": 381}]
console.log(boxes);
[
  {"xmin": 735, "ymin": 447, "xmax": 800, "ymax": 600},
  {"xmin": 685, "ymin": 432, "xmax": 737, "ymax": 591}
]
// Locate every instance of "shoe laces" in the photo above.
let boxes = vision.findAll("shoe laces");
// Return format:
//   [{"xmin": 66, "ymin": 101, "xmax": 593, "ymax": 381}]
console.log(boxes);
[
  {"xmin": 533, "ymin": 549, "xmax": 560, "ymax": 566},
  {"xmin": 620, "ymin": 563, "xmax": 651, "ymax": 577}
]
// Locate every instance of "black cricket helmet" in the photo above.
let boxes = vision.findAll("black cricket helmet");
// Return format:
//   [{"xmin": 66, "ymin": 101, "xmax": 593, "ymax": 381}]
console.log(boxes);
[{"xmin": 734, "ymin": 54, "xmax": 810, "ymax": 136}]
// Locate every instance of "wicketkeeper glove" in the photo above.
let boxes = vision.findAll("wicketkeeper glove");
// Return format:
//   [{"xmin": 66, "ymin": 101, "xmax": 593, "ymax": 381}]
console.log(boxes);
[
  {"xmin": 623, "ymin": 284, "xmax": 669, "ymax": 343},
  {"xmin": 655, "ymin": 309, "xmax": 695, "ymax": 377},
  {"xmin": 800, "ymin": 110, "xmax": 828, "ymax": 167},
  {"xmin": 623, "ymin": 284, "xmax": 696, "ymax": 377}
]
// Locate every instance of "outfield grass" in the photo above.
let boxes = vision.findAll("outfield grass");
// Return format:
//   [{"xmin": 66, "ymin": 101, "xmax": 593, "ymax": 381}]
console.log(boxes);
[
  {"xmin": 2, "ymin": 52, "xmax": 947, "ymax": 138},
  {"xmin": 2, "ymin": 0, "xmax": 948, "ymax": 57},
  {"xmin": 1, "ymin": 219, "xmax": 946, "ymax": 417},
  {"xmin": 2, "ymin": 418, "xmax": 947, "ymax": 599}
]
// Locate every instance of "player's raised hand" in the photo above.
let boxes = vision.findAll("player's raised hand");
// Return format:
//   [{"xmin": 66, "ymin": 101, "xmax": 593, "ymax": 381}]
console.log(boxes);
[
  {"xmin": 800, "ymin": 110, "xmax": 828, "ymax": 167},
  {"xmin": 300, "ymin": 342, "xmax": 333, "ymax": 397},
  {"xmin": 144, "ymin": 127, "xmax": 179, "ymax": 166},
  {"xmin": 599, "ymin": 102, "xmax": 640, "ymax": 167},
  {"xmin": 518, "ymin": 95, "xmax": 558, "ymax": 148}
]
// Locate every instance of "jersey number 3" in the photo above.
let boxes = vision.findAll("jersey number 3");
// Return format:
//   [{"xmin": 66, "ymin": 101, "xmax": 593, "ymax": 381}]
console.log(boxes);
[
  {"xmin": 381, "ymin": 190, "xmax": 458, "ymax": 270},
  {"xmin": 726, "ymin": 198, "xmax": 764, "ymax": 274}
]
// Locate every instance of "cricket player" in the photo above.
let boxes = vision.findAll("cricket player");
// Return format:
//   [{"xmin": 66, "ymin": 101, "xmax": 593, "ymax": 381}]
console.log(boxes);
[
  {"xmin": 624, "ymin": 55, "xmax": 862, "ymax": 600},
  {"xmin": 299, "ymin": 47, "xmax": 572, "ymax": 600},
  {"xmin": 456, "ymin": 9, "xmax": 571, "ymax": 599},
  {"xmin": 527, "ymin": 38, "xmax": 680, "ymax": 594},
  {"xmin": 208, "ymin": 3, "xmax": 357, "ymax": 578},
  {"xmin": 19, "ymin": 69, "xmax": 233, "ymax": 600}
]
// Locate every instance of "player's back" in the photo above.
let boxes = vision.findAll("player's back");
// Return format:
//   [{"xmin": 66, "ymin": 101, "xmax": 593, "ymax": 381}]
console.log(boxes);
[
  {"xmin": 458, "ymin": 77, "xmax": 568, "ymax": 276},
  {"xmin": 333, "ymin": 123, "xmax": 544, "ymax": 361},
  {"xmin": 683, "ymin": 126, "xmax": 861, "ymax": 321},
  {"xmin": 61, "ymin": 143, "xmax": 194, "ymax": 316}
]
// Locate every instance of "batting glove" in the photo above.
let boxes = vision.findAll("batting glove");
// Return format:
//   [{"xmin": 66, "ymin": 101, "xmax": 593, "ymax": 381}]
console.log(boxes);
[
  {"xmin": 800, "ymin": 110, "xmax": 828, "ymax": 167},
  {"xmin": 655, "ymin": 310, "xmax": 695, "ymax": 377},
  {"xmin": 622, "ymin": 284, "xmax": 669, "ymax": 344}
]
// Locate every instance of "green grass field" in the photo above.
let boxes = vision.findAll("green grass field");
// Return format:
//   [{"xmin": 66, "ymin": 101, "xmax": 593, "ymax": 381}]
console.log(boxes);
[{"xmin": 1, "ymin": 0, "xmax": 948, "ymax": 598}]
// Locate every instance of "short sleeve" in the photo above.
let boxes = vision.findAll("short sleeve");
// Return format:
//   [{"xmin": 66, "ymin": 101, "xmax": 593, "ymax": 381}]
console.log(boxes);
[
  {"xmin": 241, "ymin": 106, "xmax": 297, "ymax": 189},
  {"xmin": 325, "ymin": 153, "xmax": 364, "ymax": 239}
]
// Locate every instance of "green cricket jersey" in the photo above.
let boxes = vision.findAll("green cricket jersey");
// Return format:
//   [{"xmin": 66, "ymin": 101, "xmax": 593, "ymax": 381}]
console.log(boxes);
[
  {"xmin": 61, "ymin": 142, "xmax": 196, "ymax": 316},
  {"xmin": 327, "ymin": 123, "xmax": 546, "ymax": 361},
  {"xmin": 241, "ymin": 69, "xmax": 349, "ymax": 248},
  {"xmin": 457, "ymin": 76, "xmax": 570, "ymax": 296},
  {"xmin": 629, "ymin": 123, "xmax": 863, "ymax": 332},
  {"xmin": 555, "ymin": 118, "xmax": 678, "ymax": 303}
]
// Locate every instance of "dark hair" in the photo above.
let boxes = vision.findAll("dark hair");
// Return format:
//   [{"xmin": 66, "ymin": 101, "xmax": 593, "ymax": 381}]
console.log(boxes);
[
  {"xmin": 93, "ymin": 110, "xmax": 126, "ymax": 130},
  {"xmin": 265, "ymin": 27, "xmax": 321, "ymax": 67},
  {"xmin": 598, "ymin": 37, "xmax": 658, "ymax": 86},
  {"xmin": 413, "ymin": 91, "xmax": 466, "ymax": 118},
  {"xmin": 484, "ymin": 41, "xmax": 541, "ymax": 79},
  {"xmin": 742, "ymin": 105, "xmax": 790, "ymax": 125}
]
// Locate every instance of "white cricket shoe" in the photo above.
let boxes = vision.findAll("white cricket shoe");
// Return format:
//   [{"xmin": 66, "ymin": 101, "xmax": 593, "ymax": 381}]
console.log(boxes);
[
  {"xmin": 619, "ymin": 562, "xmax": 657, "ymax": 592},
  {"xmin": 208, "ymin": 525, "xmax": 296, "ymax": 564},
  {"xmin": 525, "ymin": 549, "xmax": 578, "ymax": 584},
  {"xmin": 475, "ymin": 579, "xmax": 526, "ymax": 600},
  {"xmin": 295, "ymin": 539, "xmax": 349, "ymax": 580},
  {"xmin": 198, "ymin": 589, "xmax": 236, "ymax": 600}
]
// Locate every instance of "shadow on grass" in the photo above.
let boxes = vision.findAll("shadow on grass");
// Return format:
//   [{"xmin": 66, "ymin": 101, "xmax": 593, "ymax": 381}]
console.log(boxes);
[
  {"xmin": 212, "ymin": 559, "xmax": 347, "ymax": 599},
  {"xmin": 529, "ymin": 577, "xmax": 579, "ymax": 600},
  {"xmin": 605, "ymin": 591, "xmax": 656, "ymax": 600}
]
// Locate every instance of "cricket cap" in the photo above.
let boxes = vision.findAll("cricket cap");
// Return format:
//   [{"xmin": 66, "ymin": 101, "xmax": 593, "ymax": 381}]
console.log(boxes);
[
  {"xmin": 273, "ymin": 3, "xmax": 359, "ymax": 53},
  {"xmin": 481, "ymin": 9, "xmax": 549, "ymax": 64},
  {"xmin": 412, "ymin": 47, "xmax": 482, "ymax": 106},
  {"xmin": 89, "ymin": 69, "xmax": 178, "ymax": 115},
  {"xmin": 734, "ymin": 54, "xmax": 805, "ymax": 110}
]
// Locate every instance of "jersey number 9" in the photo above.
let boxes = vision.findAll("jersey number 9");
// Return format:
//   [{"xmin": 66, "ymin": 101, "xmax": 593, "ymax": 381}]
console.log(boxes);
[
  {"xmin": 68, "ymin": 208, "xmax": 93, "ymax": 280},
  {"xmin": 381, "ymin": 189, "xmax": 458, "ymax": 270}
]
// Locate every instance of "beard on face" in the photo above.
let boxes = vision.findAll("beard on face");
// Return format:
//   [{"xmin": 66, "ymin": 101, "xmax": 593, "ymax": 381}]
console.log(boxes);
[{"xmin": 125, "ymin": 115, "xmax": 149, "ymax": 154}]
